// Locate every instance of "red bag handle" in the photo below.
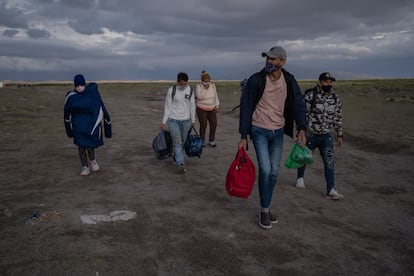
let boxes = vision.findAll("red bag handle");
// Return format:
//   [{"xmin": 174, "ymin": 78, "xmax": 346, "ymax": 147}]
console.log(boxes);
[{"xmin": 236, "ymin": 147, "xmax": 249, "ymax": 164}]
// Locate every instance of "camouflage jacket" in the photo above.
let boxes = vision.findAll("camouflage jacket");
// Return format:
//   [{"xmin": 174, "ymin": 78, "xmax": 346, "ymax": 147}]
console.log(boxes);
[{"xmin": 304, "ymin": 86, "xmax": 343, "ymax": 136}]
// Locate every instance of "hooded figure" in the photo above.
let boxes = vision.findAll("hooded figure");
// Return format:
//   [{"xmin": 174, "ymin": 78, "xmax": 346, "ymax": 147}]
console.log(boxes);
[{"xmin": 64, "ymin": 75, "xmax": 111, "ymax": 148}]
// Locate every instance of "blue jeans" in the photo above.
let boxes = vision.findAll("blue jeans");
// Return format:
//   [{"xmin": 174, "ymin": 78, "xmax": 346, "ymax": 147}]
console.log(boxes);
[
  {"xmin": 167, "ymin": 118, "xmax": 191, "ymax": 167},
  {"xmin": 250, "ymin": 125, "xmax": 284, "ymax": 209},
  {"xmin": 297, "ymin": 133, "xmax": 335, "ymax": 193}
]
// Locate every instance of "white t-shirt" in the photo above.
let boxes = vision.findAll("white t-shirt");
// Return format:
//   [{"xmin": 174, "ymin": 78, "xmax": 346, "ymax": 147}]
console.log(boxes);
[{"xmin": 162, "ymin": 86, "xmax": 196, "ymax": 124}]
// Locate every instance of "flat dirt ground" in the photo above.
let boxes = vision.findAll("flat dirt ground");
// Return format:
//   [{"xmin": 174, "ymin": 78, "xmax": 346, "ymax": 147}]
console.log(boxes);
[{"xmin": 0, "ymin": 80, "xmax": 413, "ymax": 276}]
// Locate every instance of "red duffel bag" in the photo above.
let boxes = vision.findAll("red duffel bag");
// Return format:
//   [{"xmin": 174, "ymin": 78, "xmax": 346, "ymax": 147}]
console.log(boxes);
[{"xmin": 225, "ymin": 147, "xmax": 256, "ymax": 199}]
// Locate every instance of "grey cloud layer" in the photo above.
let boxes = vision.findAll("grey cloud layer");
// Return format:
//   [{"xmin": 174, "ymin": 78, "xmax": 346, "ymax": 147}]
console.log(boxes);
[{"xmin": 0, "ymin": 0, "xmax": 413, "ymax": 80}]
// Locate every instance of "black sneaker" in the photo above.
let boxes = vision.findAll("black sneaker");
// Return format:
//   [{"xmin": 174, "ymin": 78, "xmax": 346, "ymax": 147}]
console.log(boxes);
[
  {"xmin": 176, "ymin": 165, "xmax": 186, "ymax": 174},
  {"xmin": 259, "ymin": 211, "xmax": 272, "ymax": 229},
  {"xmin": 269, "ymin": 212, "xmax": 278, "ymax": 224},
  {"xmin": 173, "ymin": 162, "xmax": 186, "ymax": 174}
]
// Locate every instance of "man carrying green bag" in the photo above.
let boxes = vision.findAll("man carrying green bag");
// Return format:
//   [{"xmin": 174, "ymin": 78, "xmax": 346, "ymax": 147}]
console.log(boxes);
[{"xmin": 295, "ymin": 72, "xmax": 344, "ymax": 200}]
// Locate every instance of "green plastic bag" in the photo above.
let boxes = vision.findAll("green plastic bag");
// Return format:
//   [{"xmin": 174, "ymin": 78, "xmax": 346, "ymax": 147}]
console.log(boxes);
[{"xmin": 284, "ymin": 143, "xmax": 314, "ymax": 169}]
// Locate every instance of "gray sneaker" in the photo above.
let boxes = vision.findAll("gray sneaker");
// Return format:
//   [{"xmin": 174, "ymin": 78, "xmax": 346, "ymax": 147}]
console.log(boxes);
[
  {"xmin": 80, "ymin": 166, "xmax": 90, "ymax": 176},
  {"xmin": 259, "ymin": 211, "xmax": 272, "ymax": 229},
  {"xmin": 90, "ymin": 159, "xmax": 99, "ymax": 172},
  {"xmin": 208, "ymin": 141, "xmax": 216, "ymax": 147},
  {"xmin": 326, "ymin": 188, "xmax": 344, "ymax": 200},
  {"xmin": 296, "ymin": 177, "xmax": 305, "ymax": 188}
]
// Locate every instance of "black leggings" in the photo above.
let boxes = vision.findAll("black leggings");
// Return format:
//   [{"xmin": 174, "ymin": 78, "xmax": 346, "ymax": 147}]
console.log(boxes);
[{"xmin": 78, "ymin": 147, "xmax": 95, "ymax": 166}]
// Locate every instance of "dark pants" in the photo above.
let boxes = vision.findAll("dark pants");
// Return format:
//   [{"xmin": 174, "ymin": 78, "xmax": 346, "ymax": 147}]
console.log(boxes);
[
  {"xmin": 78, "ymin": 147, "xmax": 95, "ymax": 166},
  {"xmin": 297, "ymin": 133, "xmax": 335, "ymax": 194},
  {"xmin": 196, "ymin": 107, "xmax": 217, "ymax": 142}
]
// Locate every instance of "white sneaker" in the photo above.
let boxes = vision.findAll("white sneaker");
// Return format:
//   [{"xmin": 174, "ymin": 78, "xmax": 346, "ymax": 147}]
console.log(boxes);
[
  {"xmin": 296, "ymin": 177, "xmax": 305, "ymax": 188},
  {"xmin": 208, "ymin": 141, "xmax": 216, "ymax": 147},
  {"xmin": 327, "ymin": 188, "xmax": 344, "ymax": 200},
  {"xmin": 80, "ymin": 166, "xmax": 90, "ymax": 176},
  {"xmin": 90, "ymin": 160, "xmax": 100, "ymax": 172}
]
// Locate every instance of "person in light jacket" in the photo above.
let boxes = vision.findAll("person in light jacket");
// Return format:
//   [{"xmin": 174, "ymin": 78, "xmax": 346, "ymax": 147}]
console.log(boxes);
[
  {"xmin": 160, "ymin": 72, "xmax": 196, "ymax": 173},
  {"xmin": 195, "ymin": 70, "xmax": 220, "ymax": 147}
]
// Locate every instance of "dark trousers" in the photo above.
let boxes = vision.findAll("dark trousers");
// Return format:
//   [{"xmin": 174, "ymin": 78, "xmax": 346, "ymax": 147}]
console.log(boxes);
[
  {"xmin": 297, "ymin": 133, "xmax": 335, "ymax": 193},
  {"xmin": 196, "ymin": 107, "xmax": 217, "ymax": 142},
  {"xmin": 78, "ymin": 147, "xmax": 95, "ymax": 166}
]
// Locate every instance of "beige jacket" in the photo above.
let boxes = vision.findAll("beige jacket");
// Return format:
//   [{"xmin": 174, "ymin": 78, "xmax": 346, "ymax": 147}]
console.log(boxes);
[{"xmin": 195, "ymin": 83, "xmax": 220, "ymax": 111}]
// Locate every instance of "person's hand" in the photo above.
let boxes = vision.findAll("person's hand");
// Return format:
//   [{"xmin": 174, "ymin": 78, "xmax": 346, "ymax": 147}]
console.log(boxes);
[
  {"xmin": 65, "ymin": 122, "xmax": 74, "ymax": 138},
  {"xmin": 296, "ymin": 130, "xmax": 306, "ymax": 147},
  {"xmin": 160, "ymin": 123, "xmax": 166, "ymax": 129},
  {"xmin": 238, "ymin": 139, "xmax": 247, "ymax": 150},
  {"xmin": 337, "ymin": 137, "xmax": 343, "ymax": 147},
  {"xmin": 191, "ymin": 122, "xmax": 195, "ymax": 128}
]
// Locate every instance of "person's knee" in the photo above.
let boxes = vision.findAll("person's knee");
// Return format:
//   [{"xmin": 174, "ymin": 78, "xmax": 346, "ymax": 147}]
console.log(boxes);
[
  {"xmin": 259, "ymin": 166, "xmax": 272, "ymax": 178},
  {"xmin": 323, "ymin": 148, "xmax": 334, "ymax": 169}
]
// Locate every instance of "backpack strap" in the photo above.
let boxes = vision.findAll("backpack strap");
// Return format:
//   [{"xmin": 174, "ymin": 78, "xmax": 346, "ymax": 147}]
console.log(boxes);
[
  {"xmin": 305, "ymin": 86, "xmax": 337, "ymax": 110},
  {"xmin": 172, "ymin": 85, "xmax": 176, "ymax": 101},
  {"xmin": 310, "ymin": 87, "xmax": 318, "ymax": 109},
  {"xmin": 172, "ymin": 85, "xmax": 193, "ymax": 101}
]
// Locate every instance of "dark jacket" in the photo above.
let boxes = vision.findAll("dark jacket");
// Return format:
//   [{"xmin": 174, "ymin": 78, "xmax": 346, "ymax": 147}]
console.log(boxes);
[
  {"xmin": 239, "ymin": 68, "xmax": 306, "ymax": 139},
  {"xmin": 64, "ymin": 83, "xmax": 112, "ymax": 148}
]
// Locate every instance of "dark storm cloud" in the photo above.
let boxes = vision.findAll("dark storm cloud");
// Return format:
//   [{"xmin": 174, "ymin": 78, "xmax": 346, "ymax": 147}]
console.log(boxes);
[
  {"xmin": 27, "ymin": 28, "xmax": 51, "ymax": 39},
  {"xmin": 0, "ymin": 0, "xmax": 413, "ymax": 80},
  {"xmin": 3, "ymin": 29, "xmax": 19, "ymax": 37},
  {"xmin": 0, "ymin": 2, "xmax": 28, "ymax": 29}
]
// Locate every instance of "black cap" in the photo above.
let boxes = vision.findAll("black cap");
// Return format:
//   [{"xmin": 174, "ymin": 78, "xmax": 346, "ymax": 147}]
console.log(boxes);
[{"xmin": 319, "ymin": 72, "xmax": 336, "ymax": 81}]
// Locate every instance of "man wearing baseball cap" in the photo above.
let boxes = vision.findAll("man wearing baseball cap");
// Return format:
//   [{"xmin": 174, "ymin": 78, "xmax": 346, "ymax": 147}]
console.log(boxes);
[
  {"xmin": 295, "ymin": 72, "xmax": 344, "ymax": 200},
  {"xmin": 319, "ymin": 72, "xmax": 336, "ymax": 82},
  {"xmin": 238, "ymin": 46, "xmax": 306, "ymax": 229}
]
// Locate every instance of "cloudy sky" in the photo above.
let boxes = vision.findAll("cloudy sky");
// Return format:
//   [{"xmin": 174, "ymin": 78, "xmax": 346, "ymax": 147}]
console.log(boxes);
[{"xmin": 1, "ymin": 0, "xmax": 414, "ymax": 81}]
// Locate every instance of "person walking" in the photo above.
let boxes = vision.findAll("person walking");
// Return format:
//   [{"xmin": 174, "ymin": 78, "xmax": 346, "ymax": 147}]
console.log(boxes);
[
  {"xmin": 238, "ymin": 46, "xmax": 306, "ymax": 229},
  {"xmin": 64, "ymin": 74, "xmax": 112, "ymax": 176},
  {"xmin": 195, "ymin": 70, "xmax": 220, "ymax": 147},
  {"xmin": 296, "ymin": 72, "xmax": 344, "ymax": 200},
  {"xmin": 161, "ymin": 72, "xmax": 196, "ymax": 173}
]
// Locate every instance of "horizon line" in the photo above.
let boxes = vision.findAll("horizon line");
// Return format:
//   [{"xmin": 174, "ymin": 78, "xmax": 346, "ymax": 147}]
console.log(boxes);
[{"xmin": 1, "ymin": 77, "xmax": 413, "ymax": 85}]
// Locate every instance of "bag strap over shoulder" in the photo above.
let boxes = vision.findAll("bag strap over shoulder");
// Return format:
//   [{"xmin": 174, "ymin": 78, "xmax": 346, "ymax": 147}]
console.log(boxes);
[{"xmin": 172, "ymin": 85, "xmax": 193, "ymax": 101}]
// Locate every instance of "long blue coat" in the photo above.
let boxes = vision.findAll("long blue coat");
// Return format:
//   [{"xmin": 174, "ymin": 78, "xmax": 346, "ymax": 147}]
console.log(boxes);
[{"xmin": 64, "ymin": 83, "xmax": 111, "ymax": 148}]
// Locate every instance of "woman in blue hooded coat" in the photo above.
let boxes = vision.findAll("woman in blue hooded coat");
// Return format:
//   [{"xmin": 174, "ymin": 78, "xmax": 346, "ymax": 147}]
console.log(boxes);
[{"xmin": 64, "ymin": 74, "xmax": 112, "ymax": 176}]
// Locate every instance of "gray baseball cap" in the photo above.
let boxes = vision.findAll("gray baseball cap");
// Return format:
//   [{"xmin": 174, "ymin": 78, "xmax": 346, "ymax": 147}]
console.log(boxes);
[{"xmin": 261, "ymin": 46, "xmax": 287, "ymax": 60}]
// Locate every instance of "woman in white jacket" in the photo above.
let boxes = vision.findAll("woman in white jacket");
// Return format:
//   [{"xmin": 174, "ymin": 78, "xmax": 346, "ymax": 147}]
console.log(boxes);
[{"xmin": 195, "ymin": 70, "xmax": 220, "ymax": 147}]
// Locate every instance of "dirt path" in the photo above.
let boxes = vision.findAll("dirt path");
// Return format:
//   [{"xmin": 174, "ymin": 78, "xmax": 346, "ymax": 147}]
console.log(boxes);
[{"xmin": 0, "ymin": 84, "xmax": 413, "ymax": 275}]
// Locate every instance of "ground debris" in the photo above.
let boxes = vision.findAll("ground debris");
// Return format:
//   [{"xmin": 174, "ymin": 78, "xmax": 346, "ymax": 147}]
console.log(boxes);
[
  {"xmin": 79, "ymin": 210, "xmax": 137, "ymax": 224},
  {"xmin": 24, "ymin": 210, "xmax": 65, "ymax": 225}
]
